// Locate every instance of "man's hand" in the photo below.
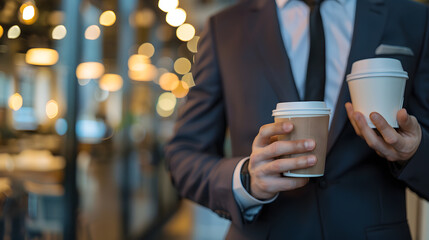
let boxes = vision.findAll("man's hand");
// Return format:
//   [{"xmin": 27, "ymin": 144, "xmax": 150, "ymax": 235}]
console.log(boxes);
[
  {"xmin": 345, "ymin": 102, "xmax": 422, "ymax": 162},
  {"xmin": 249, "ymin": 122, "xmax": 317, "ymax": 200}
]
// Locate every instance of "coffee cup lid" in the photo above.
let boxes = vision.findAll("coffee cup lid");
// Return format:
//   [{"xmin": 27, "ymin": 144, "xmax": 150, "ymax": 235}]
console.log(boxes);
[
  {"xmin": 272, "ymin": 101, "xmax": 331, "ymax": 117},
  {"xmin": 346, "ymin": 58, "xmax": 408, "ymax": 82}
]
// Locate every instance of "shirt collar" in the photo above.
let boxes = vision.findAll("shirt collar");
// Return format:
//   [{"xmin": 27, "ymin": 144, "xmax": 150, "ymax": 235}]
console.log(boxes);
[{"xmin": 275, "ymin": 0, "xmax": 350, "ymax": 9}]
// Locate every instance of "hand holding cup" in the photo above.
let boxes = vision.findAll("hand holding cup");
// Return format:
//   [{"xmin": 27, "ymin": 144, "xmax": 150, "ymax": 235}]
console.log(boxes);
[
  {"xmin": 249, "ymin": 122, "xmax": 317, "ymax": 200},
  {"xmin": 345, "ymin": 103, "xmax": 421, "ymax": 162}
]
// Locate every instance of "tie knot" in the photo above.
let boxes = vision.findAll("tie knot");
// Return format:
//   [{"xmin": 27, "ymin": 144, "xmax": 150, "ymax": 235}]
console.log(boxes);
[{"xmin": 302, "ymin": 0, "xmax": 323, "ymax": 10}]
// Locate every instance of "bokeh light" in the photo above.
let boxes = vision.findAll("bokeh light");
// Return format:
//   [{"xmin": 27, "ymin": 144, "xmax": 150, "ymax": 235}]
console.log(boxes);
[
  {"xmin": 8, "ymin": 93, "xmax": 23, "ymax": 111},
  {"xmin": 99, "ymin": 74, "xmax": 123, "ymax": 92},
  {"xmin": 8, "ymin": 25, "xmax": 21, "ymax": 39},
  {"xmin": 138, "ymin": 43, "xmax": 155, "ymax": 58},
  {"xmin": 172, "ymin": 81, "xmax": 189, "ymax": 98},
  {"xmin": 55, "ymin": 118, "xmax": 68, "ymax": 135},
  {"xmin": 0, "ymin": 25, "xmax": 3, "ymax": 39},
  {"xmin": 78, "ymin": 79, "xmax": 91, "ymax": 86},
  {"xmin": 128, "ymin": 54, "xmax": 150, "ymax": 71},
  {"xmin": 156, "ymin": 103, "xmax": 174, "ymax": 117},
  {"xmin": 166, "ymin": 8, "xmax": 186, "ymax": 27},
  {"xmin": 26, "ymin": 48, "xmax": 59, "ymax": 66},
  {"xmin": 20, "ymin": 3, "xmax": 38, "ymax": 25},
  {"xmin": 158, "ymin": 92, "xmax": 177, "ymax": 111},
  {"xmin": 46, "ymin": 100, "xmax": 59, "ymax": 119},
  {"xmin": 76, "ymin": 62, "xmax": 105, "ymax": 80},
  {"xmin": 159, "ymin": 73, "xmax": 179, "ymax": 91},
  {"xmin": 158, "ymin": 0, "xmax": 179, "ymax": 13},
  {"xmin": 99, "ymin": 10, "xmax": 116, "ymax": 26},
  {"xmin": 52, "ymin": 25, "xmax": 67, "ymax": 40},
  {"xmin": 176, "ymin": 23, "xmax": 195, "ymax": 41},
  {"xmin": 131, "ymin": 9, "xmax": 155, "ymax": 28},
  {"xmin": 129, "ymin": 64, "xmax": 158, "ymax": 82},
  {"xmin": 187, "ymin": 36, "xmax": 200, "ymax": 53},
  {"xmin": 181, "ymin": 72, "xmax": 195, "ymax": 88},
  {"xmin": 174, "ymin": 57, "xmax": 191, "ymax": 75},
  {"xmin": 85, "ymin": 25, "xmax": 101, "ymax": 40}
]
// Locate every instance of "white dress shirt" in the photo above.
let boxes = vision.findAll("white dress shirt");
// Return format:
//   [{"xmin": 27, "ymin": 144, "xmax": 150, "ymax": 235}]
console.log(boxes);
[{"xmin": 232, "ymin": 0, "xmax": 357, "ymax": 220}]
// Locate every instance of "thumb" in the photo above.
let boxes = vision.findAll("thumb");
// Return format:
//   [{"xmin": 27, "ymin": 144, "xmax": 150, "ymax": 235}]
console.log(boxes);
[{"xmin": 397, "ymin": 109, "xmax": 414, "ymax": 132}]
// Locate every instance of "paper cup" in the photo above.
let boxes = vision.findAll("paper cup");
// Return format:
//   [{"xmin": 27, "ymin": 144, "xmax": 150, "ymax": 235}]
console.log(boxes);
[
  {"xmin": 272, "ymin": 102, "xmax": 330, "ymax": 177},
  {"xmin": 346, "ymin": 58, "xmax": 408, "ymax": 128}
]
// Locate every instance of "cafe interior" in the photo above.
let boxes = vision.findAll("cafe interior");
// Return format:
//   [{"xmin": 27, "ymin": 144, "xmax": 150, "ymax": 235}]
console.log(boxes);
[{"xmin": 0, "ymin": 0, "xmax": 428, "ymax": 239}]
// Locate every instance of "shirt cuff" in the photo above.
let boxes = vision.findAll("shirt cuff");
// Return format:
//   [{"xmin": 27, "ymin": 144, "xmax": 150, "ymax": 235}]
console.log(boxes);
[{"xmin": 232, "ymin": 157, "xmax": 278, "ymax": 212}]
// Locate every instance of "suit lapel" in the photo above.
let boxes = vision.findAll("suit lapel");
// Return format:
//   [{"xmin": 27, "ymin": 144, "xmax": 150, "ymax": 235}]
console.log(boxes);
[
  {"xmin": 248, "ymin": 0, "xmax": 300, "ymax": 102},
  {"xmin": 327, "ymin": 0, "xmax": 387, "ymax": 154}
]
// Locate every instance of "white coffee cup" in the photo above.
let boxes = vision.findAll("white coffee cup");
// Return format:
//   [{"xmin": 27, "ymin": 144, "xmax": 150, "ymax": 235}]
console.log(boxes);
[
  {"xmin": 272, "ymin": 102, "xmax": 330, "ymax": 177},
  {"xmin": 346, "ymin": 58, "xmax": 408, "ymax": 128}
]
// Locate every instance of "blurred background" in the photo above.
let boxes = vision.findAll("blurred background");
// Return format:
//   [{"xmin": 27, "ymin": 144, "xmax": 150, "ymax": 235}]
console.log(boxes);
[{"xmin": 0, "ymin": 0, "xmax": 427, "ymax": 239}]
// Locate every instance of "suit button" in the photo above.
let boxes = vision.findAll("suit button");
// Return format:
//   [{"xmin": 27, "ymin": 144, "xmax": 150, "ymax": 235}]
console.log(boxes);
[{"xmin": 319, "ymin": 180, "xmax": 327, "ymax": 189}]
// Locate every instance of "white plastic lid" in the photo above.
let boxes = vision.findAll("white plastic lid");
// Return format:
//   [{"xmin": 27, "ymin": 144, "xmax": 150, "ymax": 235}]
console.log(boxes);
[
  {"xmin": 272, "ymin": 101, "xmax": 331, "ymax": 117},
  {"xmin": 346, "ymin": 58, "xmax": 408, "ymax": 82}
]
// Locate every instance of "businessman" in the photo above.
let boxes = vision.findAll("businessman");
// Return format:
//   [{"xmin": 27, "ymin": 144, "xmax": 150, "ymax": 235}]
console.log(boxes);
[{"xmin": 166, "ymin": 0, "xmax": 429, "ymax": 239}]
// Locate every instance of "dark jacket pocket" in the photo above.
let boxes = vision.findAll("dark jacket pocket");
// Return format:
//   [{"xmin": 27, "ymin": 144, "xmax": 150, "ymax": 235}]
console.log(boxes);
[{"xmin": 366, "ymin": 220, "xmax": 411, "ymax": 240}]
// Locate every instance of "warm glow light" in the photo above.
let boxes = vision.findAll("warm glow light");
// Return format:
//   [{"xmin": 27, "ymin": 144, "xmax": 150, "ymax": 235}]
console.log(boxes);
[
  {"xmin": 159, "ymin": 73, "xmax": 179, "ymax": 91},
  {"xmin": 76, "ymin": 62, "xmax": 105, "ymax": 79},
  {"xmin": 166, "ymin": 8, "xmax": 186, "ymax": 27},
  {"xmin": 99, "ymin": 74, "xmax": 123, "ymax": 92},
  {"xmin": 176, "ymin": 23, "xmax": 195, "ymax": 42},
  {"xmin": 128, "ymin": 54, "xmax": 150, "ymax": 71},
  {"xmin": 20, "ymin": 3, "xmax": 38, "ymax": 25},
  {"xmin": 156, "ymin": 103, "xmax": 174, "ymax": 117},
  {"xmin": 46, "ymin": 100, "xmax": 59, "ymax": 119},
  {"xmin": 158, "ymin": 0, "xmax": 179, "ymax": 13},
  {"xmin": 0, "ymin": 25, "xmax": 3, "ymax": 39},
  {"xmin": 182, "ymin": 73, "xmax": 195, "ymax": 88},
  {"xmin": 8, "ymin": 25, "xmax": 21, "ymax": 39},
  {"xmin": 99, "ymin": 10, "xmax": 116, "ymax": 26},
  {"xmin": 172, "ymin": 81, "xmax": 189, "ymax": 98},
  {"xmin": 8, "ymin": 93, "xmax": 23, "ymax": 111},
  {"xmin": 26, "ymin": 48, "xmax": 59, "ymax": 66},
  {"xmin": 52, "ymin": 25, "xmax": 67, "ymax": 40},
  {"xmin": 85, "ymin": 25, "xmax": 101, "ymax": 40},
  {"xmin": 131, "ymin": 9, "xmax": 155, "ymax": 28},
  {"xmin": 129, "ymin": 64, "xmax": 158, "ymax": 82},
  {"xmin": 174, "ymin": 57, "xmax": 191, "ymax": 75},
  {"xmin": 138, "ymin": 43, "xmax": 155, "ymax": 58},
  {"xmin": 22, "ymin": 5, "xmax": 35, "ymax": 20},
  {"xmin": 158, "ymin": 92, "xmax": 177, "ymax": 111},
  {"xmin": 187, "ymin": 36, "xmax": 200, "ymax": 53}
]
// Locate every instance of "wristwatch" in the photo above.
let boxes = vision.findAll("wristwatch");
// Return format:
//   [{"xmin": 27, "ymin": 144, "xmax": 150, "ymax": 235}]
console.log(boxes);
[{"xmin": 240, "ymin": 159, "xmax": 252, "ymax": 195}]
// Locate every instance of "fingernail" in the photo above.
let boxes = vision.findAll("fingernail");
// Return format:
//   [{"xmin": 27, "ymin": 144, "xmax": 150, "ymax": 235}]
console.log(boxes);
[
  {"xmin": 308, "ymin": 156, "xmax": 316, "ymax": 165},
  {"xmin": 370, "ymin": 113, "xmax": 379, "ymax": 121},
  {"xmin": 304, "ymin": 140, "xmax": 315, "ymax": 150},
  {"xmin": 283, "ymin": 123, "xmax": 292, "ymax": 131}
]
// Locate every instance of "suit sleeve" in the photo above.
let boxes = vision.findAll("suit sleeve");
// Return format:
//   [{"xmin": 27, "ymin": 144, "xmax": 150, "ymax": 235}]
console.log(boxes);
[
  {"xmin": 392, "ymin": 6, "xmax": 429, "ymax": 200},
  {"xmin": 165, "ymin": 17, "xmax": 246, "ymax": 227}
]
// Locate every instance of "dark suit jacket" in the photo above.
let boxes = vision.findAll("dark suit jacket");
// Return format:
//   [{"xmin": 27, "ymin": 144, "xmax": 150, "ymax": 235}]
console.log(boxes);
[{"xmin": 165, "ymin": 0, "xmax": 429, "ymax": 239}]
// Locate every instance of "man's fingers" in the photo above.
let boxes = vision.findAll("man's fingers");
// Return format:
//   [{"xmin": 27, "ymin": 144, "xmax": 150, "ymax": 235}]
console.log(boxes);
[
  {"xmin": 253, "ymin": 122, "xmax": 293, "ymax": 147},
  {"xmin": 345, "ymin": 102, "xmax": 362, "ymax": 136},
  {"xmin": 353, "ymin": 111, "xmax": 396, "ymax": 158},
  {"xmin": 370, "ymin": 112, "xmax": 406, "ymax": 150},
  {"xmin": 397, "ymin": 109, "xmax": 418, "ymax": 133},
  {"xmin": 251, "ymin": 139, "xmax": 315, "ymax": 162},
  {"xmin": 261, "ymin": 155, "xmax": 317, "ymax": 176}
]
